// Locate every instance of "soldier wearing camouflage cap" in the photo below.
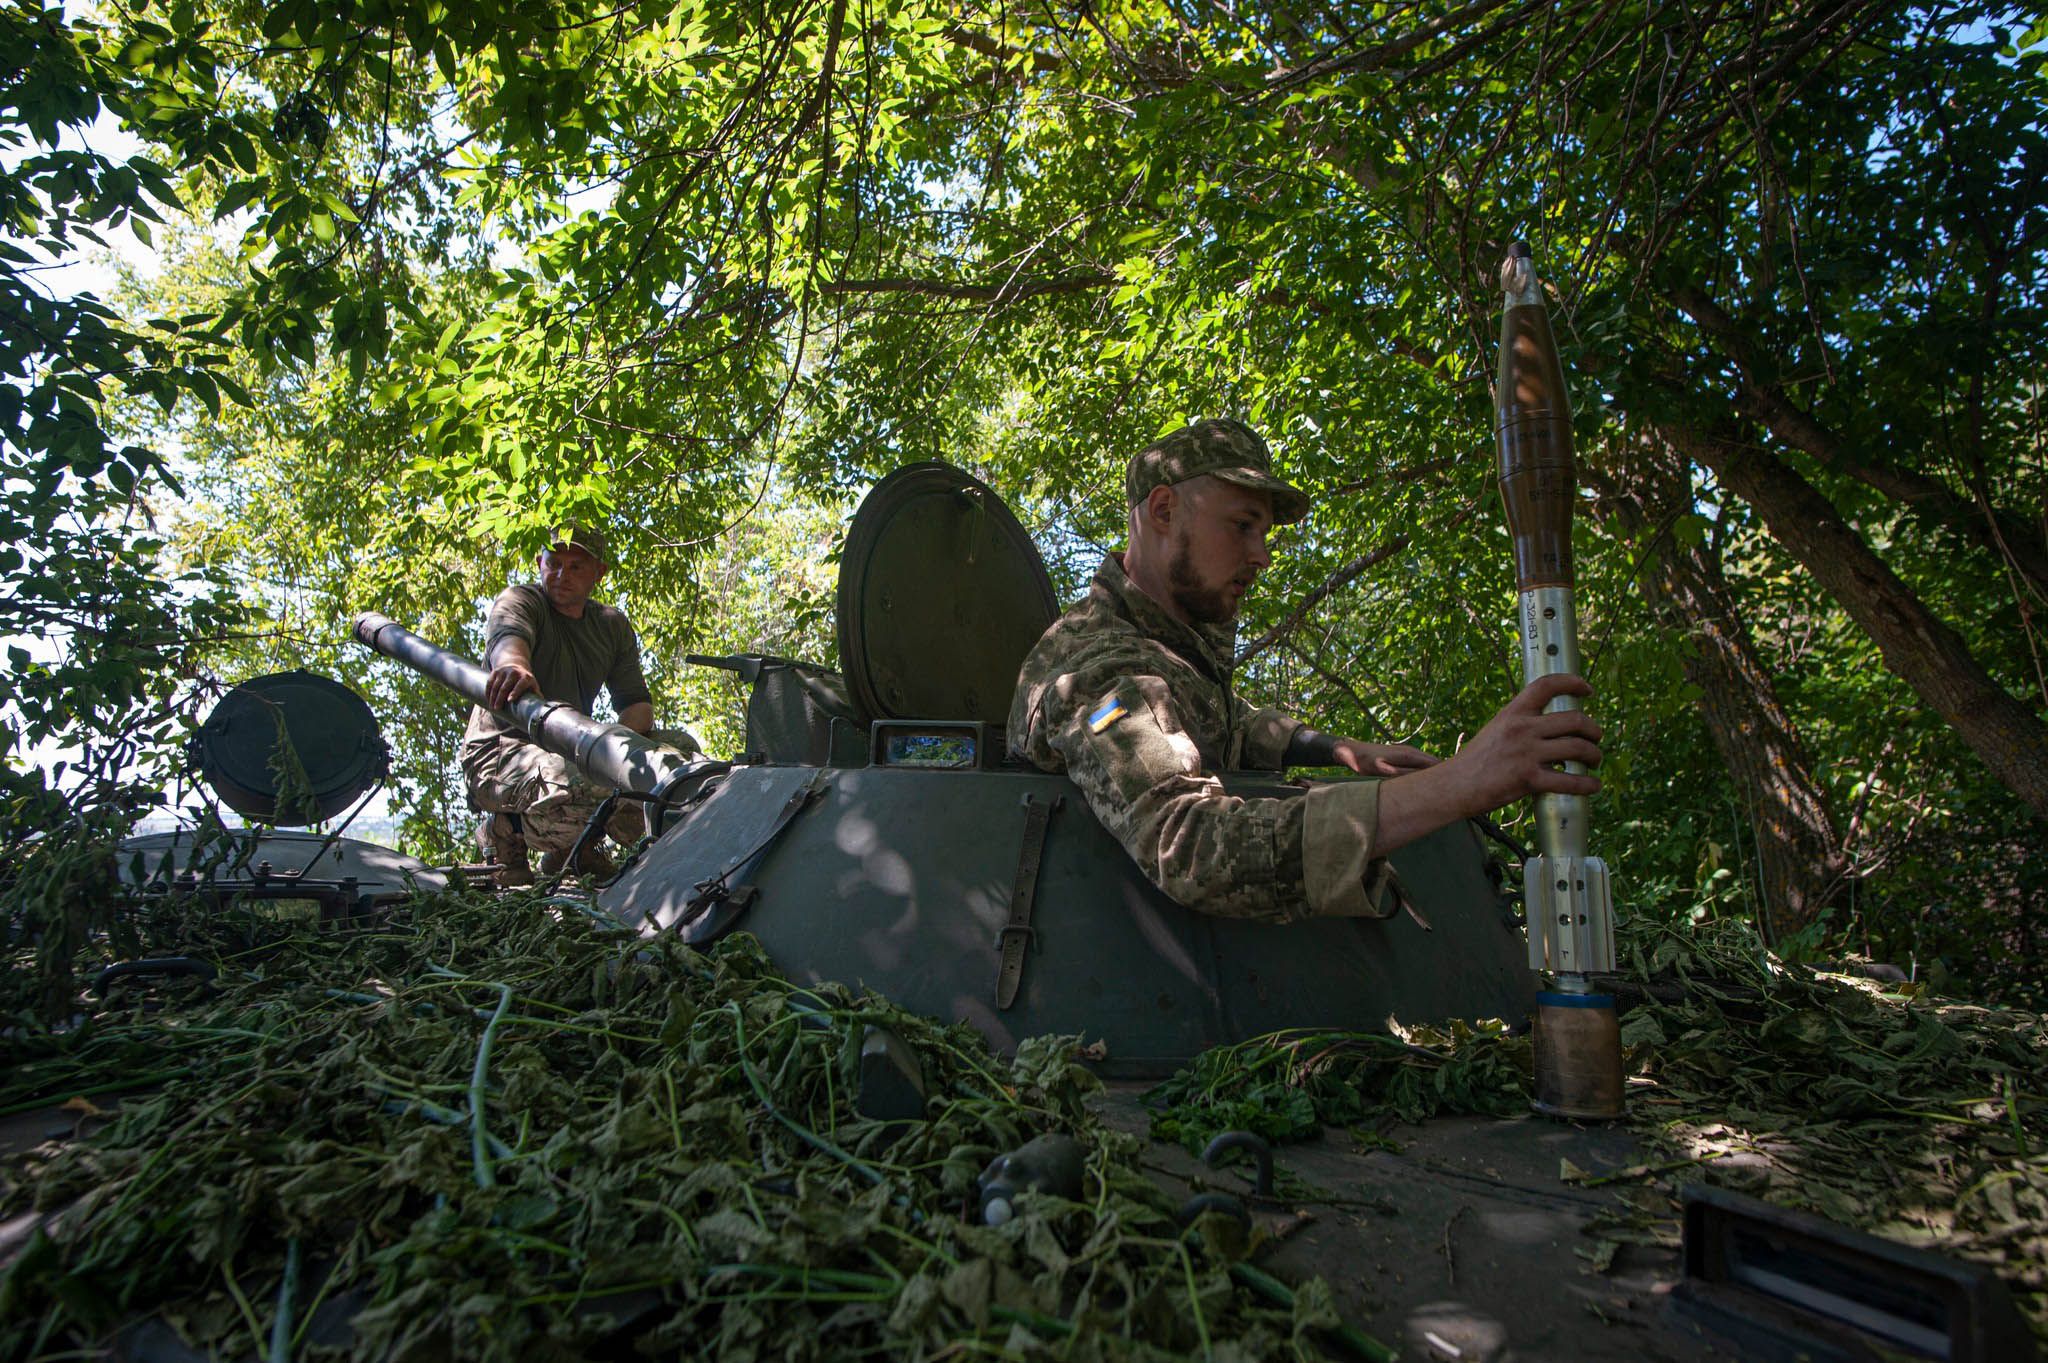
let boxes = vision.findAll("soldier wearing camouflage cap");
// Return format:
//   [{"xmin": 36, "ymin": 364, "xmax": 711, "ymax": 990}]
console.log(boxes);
[
  {"xmin": 462, "ymin": 522, "xmax": 699, "ymax": 883},
  {"xmin": 1123, "ymin": 418, "xmax": 1312, "ymax": 525},
  {"xmin": 1009, "ymin": 417, "xmax": 1603, "ymax": 921}
]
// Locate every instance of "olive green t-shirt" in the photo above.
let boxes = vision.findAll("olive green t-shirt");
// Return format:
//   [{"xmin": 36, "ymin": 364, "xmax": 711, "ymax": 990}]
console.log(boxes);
[{"xmin": 461, "ymin": 584, "xmax": 652, "ymax": 744}]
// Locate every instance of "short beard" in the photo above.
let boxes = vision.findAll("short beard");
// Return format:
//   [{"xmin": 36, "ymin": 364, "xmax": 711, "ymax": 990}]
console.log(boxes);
[{"xmin": 1166, "ymin": 527, "xmax": 1238, "ymax": 625}]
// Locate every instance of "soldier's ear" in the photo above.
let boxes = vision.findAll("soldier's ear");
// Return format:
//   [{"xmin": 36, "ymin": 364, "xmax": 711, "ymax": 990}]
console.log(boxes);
[{"xmin": 1144, "ymin": 484, "xmax": 1177, "ymax": 528}]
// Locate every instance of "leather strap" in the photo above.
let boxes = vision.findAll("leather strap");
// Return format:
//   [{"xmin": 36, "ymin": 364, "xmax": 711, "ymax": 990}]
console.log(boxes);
[
  {"xmin": 995, "ymin": 794, "xmax": 1061, "ymax": 1010},
  {"xmin": 669, "ymin": 772, "xmax": 826, "ymax": 940}
]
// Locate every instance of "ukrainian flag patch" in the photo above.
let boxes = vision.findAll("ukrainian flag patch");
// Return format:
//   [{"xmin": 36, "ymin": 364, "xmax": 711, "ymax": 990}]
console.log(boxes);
[{"xmin": 1087, "ymin": 696, "xmax": 1128, "ymax": 734}]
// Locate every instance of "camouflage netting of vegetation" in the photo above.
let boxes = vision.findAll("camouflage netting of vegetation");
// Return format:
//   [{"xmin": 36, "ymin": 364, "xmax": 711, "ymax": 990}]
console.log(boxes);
[
  {"xmin": 1, "ymin": 889, "xmax": 1389, "ymax": 1362},
  {"xmin": 1147, "ymin": 916, "xmax": 2048, "ymax": 1341},
  {"xmin": 7, "ymin": 886, "xmax": 2046, "ymax": 1357}
]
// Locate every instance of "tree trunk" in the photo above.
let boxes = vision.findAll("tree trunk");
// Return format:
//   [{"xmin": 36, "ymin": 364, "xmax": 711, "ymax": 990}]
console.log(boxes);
[
  {"xmin": 1668, "ymin": 286, "xmax": 2048, "ymax": 602},
  {"xmin": 1590, "ymin": 436, "xmax": 1850, "ymax": 939},
  {"xmin": 1662, "ymin": 417, "xmax": 2048, "ymax": 822}
]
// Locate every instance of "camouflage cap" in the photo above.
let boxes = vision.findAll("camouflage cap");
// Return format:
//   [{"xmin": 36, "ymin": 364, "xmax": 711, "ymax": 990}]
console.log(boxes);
[
  {"xmin": 1124, "ymin": 418, "xmax": 1310, "ymax": 525},
  {"xmin": 546, "ymin": 521, "xmax": 612, "ymax": 566}
]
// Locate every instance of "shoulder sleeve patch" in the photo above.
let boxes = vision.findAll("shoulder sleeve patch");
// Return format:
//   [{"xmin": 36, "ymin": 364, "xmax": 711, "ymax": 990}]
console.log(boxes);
[{"xmin": 1087, "ymin": 695, "xmax": 1129, "ymax": 733}]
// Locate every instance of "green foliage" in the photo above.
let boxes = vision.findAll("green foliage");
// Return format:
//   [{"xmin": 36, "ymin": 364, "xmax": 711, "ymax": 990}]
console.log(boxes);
[
  {"xmin": 1, "ymin": 5, "xmax": 249, "ymax": 1008},
  {"xmin": 1145, "ymin": 912, "xmax": 2048, "ymax": 1337},
  {"xmin": 5, "ymin": 5, "xmax": 2043, "ymax": 1348},
  {"xmin": 1148, "ymin": 1023, "xmax": 1531, "ymax": 1154},
  {"xmin": 9, "ymin": 0, "xmax": 2042, "ymax": 987},
  {"xmin": 0, "ymin": 895, "xmax": 1383, "ymax": 1360},
  {"xmin": 1, "ymin": 10, "xmax": 240, "ymax": 736}
]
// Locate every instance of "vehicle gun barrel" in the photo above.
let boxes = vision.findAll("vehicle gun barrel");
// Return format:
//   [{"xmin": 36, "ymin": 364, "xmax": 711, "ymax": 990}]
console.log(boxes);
[
  {"xmin": 1493, "ymin": 241, "xmax": 1623, "ymax": 1119},
  {"xmin": 351, "ymin": 612, "xmax": 700, "ymax": 799}
]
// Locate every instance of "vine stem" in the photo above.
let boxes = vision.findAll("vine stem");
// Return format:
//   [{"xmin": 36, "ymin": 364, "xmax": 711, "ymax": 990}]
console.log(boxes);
[
  {"xmin": 729, "ymin": 1002, "xmax": 885, "ymax": 1187},
  {"xmin": 470, "ymin": 982, "xmax": 516, "ymax": 1188},
  {"xmin": 1228, "ymin": 1262, "xmax": 1395, "ymax": 1363},
  {"xmin": 1177, "ymin": 1239, "xmax": 1214, "ymax": 1360},
  {"xmin": 268, "ymin": 1238, "xmax": 301, "ymax": 1363}
]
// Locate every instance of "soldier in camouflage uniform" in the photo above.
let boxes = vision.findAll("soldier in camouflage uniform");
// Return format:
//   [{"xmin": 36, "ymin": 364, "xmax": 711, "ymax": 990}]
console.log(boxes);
[
  {"xmin": 463, "ymin": 523, "xmax": 698, "ymax": 882},
  {"xmin": 1010, "ymin": 418, "xmax": 1604, "ymax": 921}
]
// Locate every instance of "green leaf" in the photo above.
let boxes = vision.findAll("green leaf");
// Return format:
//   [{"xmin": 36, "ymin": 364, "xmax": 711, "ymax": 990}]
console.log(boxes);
[
  {"xmin": 184, "ymin": 368, "xmax": 220, "ymax": 418},
  {"xmin": 213, "ymin": 178, "xmax": 265, "ymax": 221}
]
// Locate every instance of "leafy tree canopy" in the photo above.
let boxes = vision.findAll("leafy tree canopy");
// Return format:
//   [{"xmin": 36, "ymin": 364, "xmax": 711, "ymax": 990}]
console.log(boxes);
[{"xmin": 9, "ymin": 0, "xmax": 2048, "ymax": 991}]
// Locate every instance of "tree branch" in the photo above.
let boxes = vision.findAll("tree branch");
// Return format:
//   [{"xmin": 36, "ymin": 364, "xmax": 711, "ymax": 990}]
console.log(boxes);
[
  {"xmin": 1264, "ymin": 0, "xmax": 1534, "ymax": 93},
  {"xmin": 941, "ymin": 23, "xmax": 1061, "ymax": 75},
  {"xmin": 816, "ymin": 271, "xmax": 1116, "ymax": 302},
  {"xmin": 1237, "ymin": 535, "xmax": 1413, "ymax": 666},
  {"xmin": 1670, "ymin": 282, "xmax": 2048, "ymax": 599}
]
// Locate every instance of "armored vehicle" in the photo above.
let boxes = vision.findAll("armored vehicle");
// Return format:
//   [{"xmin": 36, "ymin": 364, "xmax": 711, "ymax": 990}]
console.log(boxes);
[{"xmin": 355, "ymin": 461, "xmax": 1534, "ymax": 1076}]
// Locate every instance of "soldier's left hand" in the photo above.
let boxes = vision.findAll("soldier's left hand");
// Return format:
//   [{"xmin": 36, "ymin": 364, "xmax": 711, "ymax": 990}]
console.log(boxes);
[{"xmin": 1329, "ymin": 737, "xmax": 1438, "ymax": 777}]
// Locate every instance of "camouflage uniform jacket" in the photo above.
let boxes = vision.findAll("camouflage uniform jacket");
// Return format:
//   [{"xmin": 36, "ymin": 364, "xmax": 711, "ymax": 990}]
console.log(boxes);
[{"xmin": 1010, "ymin": 554, "xmax": 1391, "ymax": 921}]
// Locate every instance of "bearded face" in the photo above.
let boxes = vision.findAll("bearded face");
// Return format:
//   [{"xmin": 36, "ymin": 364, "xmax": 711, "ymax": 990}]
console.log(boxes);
[
  {"xmin": 1132, "ymin": 477, "xmax": 1273, "ymax": 630},
  {"xmin": 1166, "ymin": 521, "xmax": 1243, "ymax": 624}
]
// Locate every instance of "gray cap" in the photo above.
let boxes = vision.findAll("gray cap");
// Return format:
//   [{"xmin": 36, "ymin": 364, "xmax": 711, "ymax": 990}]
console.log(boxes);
[
  {"xmin": 1124, "ymin": 418, "xmax": 1309, "ymax": 525},
  {"xmin": 546, "ymin": 521, "xmax": 612, "ymax": 566}
]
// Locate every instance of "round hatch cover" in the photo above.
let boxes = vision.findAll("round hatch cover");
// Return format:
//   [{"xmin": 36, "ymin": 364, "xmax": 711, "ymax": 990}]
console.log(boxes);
[
  {"xmin": 193, "ymin": 670, "xmax": 390, "ymax": 824},
  {"xmin": 838, "ymin": 463, "xmax": 1058, "ymax": 725}
]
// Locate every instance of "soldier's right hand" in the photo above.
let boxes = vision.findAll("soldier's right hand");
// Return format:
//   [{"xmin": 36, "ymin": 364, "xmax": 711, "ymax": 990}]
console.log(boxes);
[
  {"xmin": 1373, "ymin": 676, "xmax": 1603, "ymax": 858},
  {"xmin": 485, "ymin": 663, "xmax": 541, "ymax": 709},
  {"xmin": 1449, "ymin": 674, "xmax": 1602, "ymax": 814}
]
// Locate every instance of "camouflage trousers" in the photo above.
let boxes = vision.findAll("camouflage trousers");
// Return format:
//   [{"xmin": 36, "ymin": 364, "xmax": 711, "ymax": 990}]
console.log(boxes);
[{"xmin": 461, "ymin": 728, "xmax": 698, "ymax": 856}]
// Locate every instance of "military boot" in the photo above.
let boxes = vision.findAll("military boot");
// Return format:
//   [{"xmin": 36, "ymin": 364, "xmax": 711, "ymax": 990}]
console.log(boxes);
[
  {"xmin": 477, "ymin": 813, "xmax": 533, "ymax": 889},
  {"xmin": 605, "ymin": 800, "xmax": 649, "ymax": 847},
  {"xmin": 538, "ymin": 841, "xmax": 617, "ymax": 880}
]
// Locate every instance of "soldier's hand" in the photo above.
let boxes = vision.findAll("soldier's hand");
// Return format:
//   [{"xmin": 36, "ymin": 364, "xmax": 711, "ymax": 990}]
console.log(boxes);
[
  {"xmin": 1447, "ymin": 674, "xmax": 1602, "ymax": 813},
  {"xmin": 485, "ymin": 663, "xmax": 540, "ymax": 710},
  {"xmin": 1329, "ymin": 737, "xmax": 1438, "ymax": 777},
  {"xmin": 1374, "ymin": 677, "xmax": 1601, "ymax": 857}
]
